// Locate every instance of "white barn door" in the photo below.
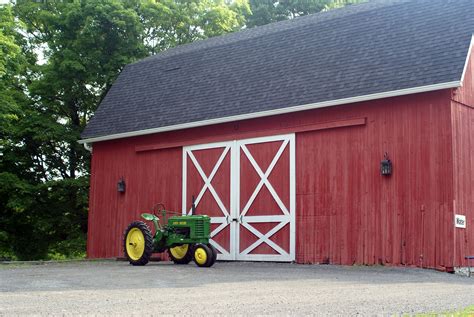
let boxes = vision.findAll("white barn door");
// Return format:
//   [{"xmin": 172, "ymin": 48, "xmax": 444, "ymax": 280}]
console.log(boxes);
[
  {"xmin": 182, "ymin": 141, "xmax": 235, "ymax": 260},
  {"xmin": 183, "ymin": 134, "xmax": 295, "ymax": 261}
]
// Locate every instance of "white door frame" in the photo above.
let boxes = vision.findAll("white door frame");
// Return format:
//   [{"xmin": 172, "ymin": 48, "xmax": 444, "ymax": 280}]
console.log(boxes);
[{"xmin": 182, "ymin": 134, "xmax": 295, "ymax": 262}]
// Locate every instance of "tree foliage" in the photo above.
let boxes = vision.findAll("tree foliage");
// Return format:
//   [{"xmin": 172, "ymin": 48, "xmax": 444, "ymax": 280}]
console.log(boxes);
[
  {"xmin": 135, "ymin": 0, "xmax": 250, "ymax": 54},
  {"xmin": 1, "ymin": 0, "xmax": 363, "ymax": 260},
  {"xmin": 0, "ymin": 0, "xmax": 247, "ymax": 260},
  {"xmin": 245, "ymin": 0, "xmax": 365, "ymax": 27}
]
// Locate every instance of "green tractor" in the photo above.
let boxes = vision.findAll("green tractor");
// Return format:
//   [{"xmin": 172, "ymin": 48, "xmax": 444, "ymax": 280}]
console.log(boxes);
[{"xmin": 123, "ymin": 203, "xmax": 217, "ymax": 267}]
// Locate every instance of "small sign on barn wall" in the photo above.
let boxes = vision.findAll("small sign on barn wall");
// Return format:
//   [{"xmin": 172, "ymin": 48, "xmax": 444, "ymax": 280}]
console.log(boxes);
[{"xmin": 455, "ymin": 214, "xmax": 466, "ymax": 228}]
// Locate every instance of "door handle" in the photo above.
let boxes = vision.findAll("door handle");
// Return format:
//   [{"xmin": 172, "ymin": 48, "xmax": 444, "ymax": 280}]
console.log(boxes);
[
  {"xmin": 226, "ymin": 215, "xmax": 238, "ymax": 223},
  {"xmin": 228, "ymin": 216, "xmax": 243, "ymax": 223}
]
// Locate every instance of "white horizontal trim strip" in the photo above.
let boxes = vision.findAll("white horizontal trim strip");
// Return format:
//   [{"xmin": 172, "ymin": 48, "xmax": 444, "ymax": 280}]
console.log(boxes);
[
  {"xmin": 235, "ymin": 133, "xmax": 292, "ymax": 146},
  {"xmin": 236, "ymin": 254, "xmax": 293, "ymax": 261},
  {"xmin": 79, "ymin": 81, "xmax": 461, "ymax": 144},
  {"xmin": 210, "ymin": 217, "xmax": 228, "ymax": 224},
  {"xmin": 242, "ymin": 215, "xmax": 290, "ymax": 223}
]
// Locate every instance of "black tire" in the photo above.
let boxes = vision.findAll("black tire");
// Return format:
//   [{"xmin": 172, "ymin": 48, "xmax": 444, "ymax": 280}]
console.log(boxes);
[
  {"xmin": 208, "ymin": 243, "xmax": 218, "ymax": 266},
  {"xmin": 193, "ymin": 243, "xmax": 214, "ymax": 267},
  {"xmin": 123, "ymin": 221, "xmax": 153, "ymax": 266},
  {"xmin": 168, "ymin": 244, "xmax": 193, "ymax": 264}
]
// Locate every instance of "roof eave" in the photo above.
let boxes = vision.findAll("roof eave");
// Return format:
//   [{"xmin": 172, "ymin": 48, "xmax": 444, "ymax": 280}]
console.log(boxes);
[{"xmin": 79, "ymin": 80, "xmax": 461, "ymax": 145}]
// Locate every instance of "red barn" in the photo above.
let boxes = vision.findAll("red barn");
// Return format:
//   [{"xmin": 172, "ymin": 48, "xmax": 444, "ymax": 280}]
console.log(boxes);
[{"xmin": 80, "ymin": 0, "xmax": 474, "ymax": 271}]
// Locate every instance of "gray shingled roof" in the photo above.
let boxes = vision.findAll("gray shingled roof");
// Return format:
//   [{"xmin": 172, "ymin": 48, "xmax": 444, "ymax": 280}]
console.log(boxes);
[{"xmin": 81, "ymin": 0, "xmax": 474, "ymax": 141}]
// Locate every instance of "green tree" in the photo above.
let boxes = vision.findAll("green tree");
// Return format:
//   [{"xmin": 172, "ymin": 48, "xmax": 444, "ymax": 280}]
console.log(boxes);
[
  {"xmin": 0, "ymin": 0, "xmax": 249, "ymax": 260},
  {"xmin": 0, "ymin": 4, "xmax": 45, "ymax": 259},
  {"xmin": 0, "ymin": 4, "xmax": 27, "ymax": 144},
  {"xmin": 133, "ymin": 0, "xmax": 250, "ymax": 54},
  {"xmin": 1, "ymin": 0, "xmax": 150, "ymax": 260},
  {"xmin": 245, "ymin": 0, "xmax": 366, "ymax": 27}
]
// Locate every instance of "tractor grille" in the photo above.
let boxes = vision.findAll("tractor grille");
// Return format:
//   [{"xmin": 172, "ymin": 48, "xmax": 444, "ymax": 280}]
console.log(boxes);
[{"xmin": 195, "ymin": 220, "xmax": 205, "ymax": 237}]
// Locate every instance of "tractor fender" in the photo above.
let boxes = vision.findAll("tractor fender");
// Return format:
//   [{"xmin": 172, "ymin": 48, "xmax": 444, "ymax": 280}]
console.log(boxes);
[{"xmin": 141, "ymin": 213, "xmax": 159, "ymax": 231}]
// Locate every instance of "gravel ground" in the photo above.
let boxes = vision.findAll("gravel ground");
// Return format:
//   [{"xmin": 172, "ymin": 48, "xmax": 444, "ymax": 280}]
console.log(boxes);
[{"xmin": 0, "ymin": 260, "xmax": 473, "ymax": 316}]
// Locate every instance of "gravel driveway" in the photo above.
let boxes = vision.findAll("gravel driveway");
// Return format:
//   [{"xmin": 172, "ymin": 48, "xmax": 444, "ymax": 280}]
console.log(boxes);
[{"xmin": 0, "ymin": 260, "xmax": 473, "ymax": 315}]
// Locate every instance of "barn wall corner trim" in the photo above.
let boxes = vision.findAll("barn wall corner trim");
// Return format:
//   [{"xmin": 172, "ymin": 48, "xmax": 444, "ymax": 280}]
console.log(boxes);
[{"xmin": 460, "ymin": 34, "xmax": 474, "ymax": 85}]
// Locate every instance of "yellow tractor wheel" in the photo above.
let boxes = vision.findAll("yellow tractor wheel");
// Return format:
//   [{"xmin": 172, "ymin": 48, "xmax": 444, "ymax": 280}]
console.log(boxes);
[
  {"xmin": 168, "ymin": 244, "xmax": 192, "ymax": 264},
  {"xmin": 123, "ymin": 221, "xmax": 153, "ymax": 266},
  {"xmin": 193, "ymin": 243, "xmax": 215, "ymax": 267}
]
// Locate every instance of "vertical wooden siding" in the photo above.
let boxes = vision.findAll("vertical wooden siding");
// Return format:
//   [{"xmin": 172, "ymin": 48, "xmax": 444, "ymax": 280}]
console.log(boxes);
[
  {"xmin": 296, "ymin": 93, "xmax": 454, "ymax": 269},
  {"xmin": 87, "ymin": 89, "xmax": 455, "ymax": 269},
  {"xmin": 451, "ymin": 47, "xmax": 474, "ymax": 267},
  {"xmin": 87, "ymin": 144, "xmax": 183, "ymax": 258}
]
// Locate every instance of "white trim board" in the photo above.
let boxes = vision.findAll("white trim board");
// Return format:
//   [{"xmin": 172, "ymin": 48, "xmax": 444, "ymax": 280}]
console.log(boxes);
[
  {"xmin": 79, "ymin": 81, "xmax": 461, "ymax": 144},
  {"xmin": 460, "ymin": 34, "xmax": 474, "ymax": 86}
]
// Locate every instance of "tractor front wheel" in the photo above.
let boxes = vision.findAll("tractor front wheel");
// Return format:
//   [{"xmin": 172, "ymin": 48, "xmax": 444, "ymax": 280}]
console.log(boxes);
[
  {"xmin": 193, "ymin": 243, "xmax": 216, "ymax": 267},
  {"xmin": 123, "ymin": 221, "xmax": 153, "ymax": 266},
  {"xmin": 209, "ymin": 244, "xmax": 218, "ymax": 264},
  {"xmin": 168, "ymin": 244, "xmax": 192, "ymax": 264}
]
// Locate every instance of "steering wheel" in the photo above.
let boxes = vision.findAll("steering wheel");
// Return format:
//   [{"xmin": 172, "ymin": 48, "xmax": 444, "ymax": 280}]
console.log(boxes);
[{"xmin": 153, "ymin": 203, "xmax": 166, "ymax": 217}]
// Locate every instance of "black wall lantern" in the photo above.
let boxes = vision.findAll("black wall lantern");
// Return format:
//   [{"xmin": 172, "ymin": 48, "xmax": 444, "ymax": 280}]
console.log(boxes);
[
  {"xmin": 117, "ymin": 177, "xmax": 126, "ymax": 193},
  {"xmin": 380, "ymin": 152, "xmax": 392, "ymax": 176}
]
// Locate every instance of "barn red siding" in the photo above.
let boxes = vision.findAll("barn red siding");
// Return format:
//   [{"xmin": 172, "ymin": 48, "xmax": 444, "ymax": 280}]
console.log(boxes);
[
  {"xmin": 87, "ymin": 145, "xmax": 183, "ymax": 259},
  {"xmin": 296, "ymin": 93, "xmax": 454, "ymax": 269},
  {"xmin": 87, "ymin": 89, "xmax": 455, "ymax": 269},
  {"xmin": 451, "ymin": 47, "xmax": 474, "ymax": 267}
]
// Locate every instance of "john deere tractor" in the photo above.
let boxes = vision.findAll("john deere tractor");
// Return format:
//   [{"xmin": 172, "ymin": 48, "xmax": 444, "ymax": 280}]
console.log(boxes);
[{"xmin": 123, "ymin": 203, "xmax": 217, "ymax": 267}]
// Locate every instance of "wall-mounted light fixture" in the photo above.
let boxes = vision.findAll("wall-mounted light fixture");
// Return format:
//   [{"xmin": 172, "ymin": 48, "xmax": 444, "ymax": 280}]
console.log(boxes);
[
  {"xmin": 380, "ymin": 152, "xmax": 392, "ymax": 176},
  {"xmin": 117, "ymin": 177, "xmax": 126, "ymax": 193}
]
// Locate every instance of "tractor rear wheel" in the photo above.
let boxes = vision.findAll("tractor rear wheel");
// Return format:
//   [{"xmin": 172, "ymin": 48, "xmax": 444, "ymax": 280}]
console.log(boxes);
[
  {"xmin": 193, "ymin": 243, "xmax": 215, "ymax": 267},
  {"xmin": 168, "ymin": 244, "xmax": 192, "ymax": 264},
  {"xmin": 123, "ymin": 221, "xmax": 153, "ymax": 266}
]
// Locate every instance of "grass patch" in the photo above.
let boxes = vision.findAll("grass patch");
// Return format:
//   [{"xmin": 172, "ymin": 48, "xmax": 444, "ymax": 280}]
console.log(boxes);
[{"xmin": 407, "ymin": 305, "xmax": 474, "ymax": 317}]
